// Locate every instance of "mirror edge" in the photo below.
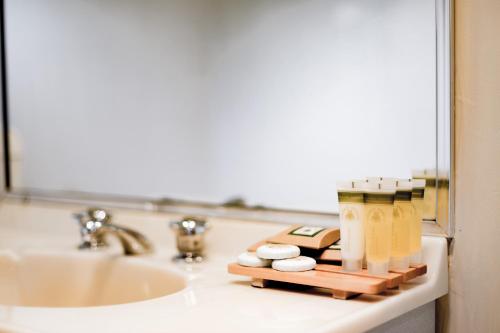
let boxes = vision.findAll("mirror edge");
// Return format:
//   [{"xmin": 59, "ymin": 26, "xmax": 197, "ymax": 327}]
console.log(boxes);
[{"xmin": 428, "ymin": 0, "xmax": 454, "ymax": 238}]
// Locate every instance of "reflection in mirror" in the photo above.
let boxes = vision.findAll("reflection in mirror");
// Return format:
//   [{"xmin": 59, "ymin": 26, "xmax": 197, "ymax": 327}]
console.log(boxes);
[{"xmin": 5, "ymin": 0, "xmax": 438, "ymax": 214}]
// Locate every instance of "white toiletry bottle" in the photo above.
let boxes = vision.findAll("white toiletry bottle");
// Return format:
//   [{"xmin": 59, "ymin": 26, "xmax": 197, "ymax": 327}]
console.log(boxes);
[{"xmin": 337, "ymin": 181, "xmax": 365, "ymax": 272}]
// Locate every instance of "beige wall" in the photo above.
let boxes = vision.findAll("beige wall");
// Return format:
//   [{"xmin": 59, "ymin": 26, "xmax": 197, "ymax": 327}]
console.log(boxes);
[{"xmin": 442, "ymin": 0, "xmax": 500, "ymax": 332}]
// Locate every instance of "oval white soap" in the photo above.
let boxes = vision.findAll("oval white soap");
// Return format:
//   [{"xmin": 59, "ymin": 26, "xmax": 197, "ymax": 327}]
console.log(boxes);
[
  {"xmin": 237, "ymin": 252, "xmax": 272, "ymax": 267},
  {"xmin": 272, "ymin": 256, "xmax": 316, "ymax": 272},
  {"xmin": 256, "ymin": 244, "xmax": 300, "ymax": 260}
]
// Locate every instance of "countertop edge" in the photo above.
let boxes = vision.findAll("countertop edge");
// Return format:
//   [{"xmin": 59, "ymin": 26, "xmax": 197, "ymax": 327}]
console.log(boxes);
[{"xmin": 312, "ymin": 236, "xmax": 449, "ymax": 333}]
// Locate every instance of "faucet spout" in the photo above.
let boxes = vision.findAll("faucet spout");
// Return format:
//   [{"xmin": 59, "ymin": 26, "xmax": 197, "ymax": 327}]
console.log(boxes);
[{"xmin": 98, "ymin": 224, "xmax": 153, "ymax": 255}]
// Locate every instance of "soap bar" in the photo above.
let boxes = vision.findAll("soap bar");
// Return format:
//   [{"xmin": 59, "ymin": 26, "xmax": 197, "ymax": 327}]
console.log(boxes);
[
  {"xmin": 266, "ymin": 225, "xmax": 340, "ymax": 249},
  {"xmin": 256, "ymin": 244, "xmax": 300, "ymax": 259},
  {"xmin": 272, "ymin": 256, "xmax": 316, "ymax": 272},
  {"xmin": 237, "ymin": 252, "xmax": 272, "ymax": 267}
]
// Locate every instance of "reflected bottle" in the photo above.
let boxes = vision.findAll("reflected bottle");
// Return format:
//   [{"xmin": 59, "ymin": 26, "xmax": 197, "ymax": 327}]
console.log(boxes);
[
  {"xmin": 410, "ymin": 179, "xmax": 425, "ymax": 264},
  {"xmin": 412, "ymin": 169, "xmax": 436, "ymax": 220},
  {"xmin": 337, "ymin": 181, "xmax": 365, "ymax": 272},
  {"xmin": 362, "ymin": 182, "xmax": 395, "ymax": 275}
]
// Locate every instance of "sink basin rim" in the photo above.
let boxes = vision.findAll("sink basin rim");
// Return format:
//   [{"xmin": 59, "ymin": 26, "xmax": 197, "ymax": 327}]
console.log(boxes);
[{"xmin": 0, "ymin": 250, "xmax": 187, "ymax": 308}]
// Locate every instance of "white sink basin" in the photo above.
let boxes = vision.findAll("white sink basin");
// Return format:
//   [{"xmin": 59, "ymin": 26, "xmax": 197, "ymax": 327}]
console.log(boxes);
[{"xmin": 0, "ymin": 252, "xmax": 186, "ymax": 307}]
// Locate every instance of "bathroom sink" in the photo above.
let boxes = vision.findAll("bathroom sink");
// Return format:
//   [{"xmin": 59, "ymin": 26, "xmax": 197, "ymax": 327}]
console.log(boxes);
[{"xmin": 0, "ymin": 252, "xmax": 186, "ymax": 307}]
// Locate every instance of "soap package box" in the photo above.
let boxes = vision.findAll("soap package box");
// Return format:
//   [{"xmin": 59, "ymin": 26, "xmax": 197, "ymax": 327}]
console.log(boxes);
[{"xmin": 248, "ymin": 224, "xmax": 340, "ymax": 251}]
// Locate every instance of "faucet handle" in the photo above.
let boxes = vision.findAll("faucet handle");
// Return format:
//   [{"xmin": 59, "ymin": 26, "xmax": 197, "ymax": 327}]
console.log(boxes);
[
  {"xmin": 73, "ymin": 208, "xmax": 111, "ymax": 229},
  {"xmin": 169, "ymin": 216, "xmax": 209, "ymax": 262},
  {"xmin": 73, "ymin": 208, "xmax": 111, "ymax": 250},
  {"xmin": 87, "ymin": 208, "xmax": 112, "ymax": 223},
  {"xmin": 169, "ymin": 216, "xmax": 209, "ymax": 235}
]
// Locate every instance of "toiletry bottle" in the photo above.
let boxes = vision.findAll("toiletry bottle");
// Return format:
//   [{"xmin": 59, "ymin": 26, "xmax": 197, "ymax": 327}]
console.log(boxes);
[
  {"xmin": 362, "ymin": 182, "xmax": 395, "ymax": 275},
  {"xmin": 410, "ymin": 179, "xmax": 426, "ymax": 264},
  {"xmin": 337, "ymin": 181, "xmax": 365, "ymax": 272},
  {"xmin": 437, "ymin": 170, "xmax": 450, "ymax": 225},
  {"xmin": 389, "ymin": 180, "xmax": 413, "ymax": 269},
  {"xmin": 412, "ymin": 169, "xmax": 436, "ymax": 220}
]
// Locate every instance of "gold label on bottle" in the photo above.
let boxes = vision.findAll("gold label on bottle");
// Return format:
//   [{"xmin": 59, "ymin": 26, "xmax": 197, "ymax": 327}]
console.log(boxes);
[
  {"xmin": 395, "ymin": 191, "xmax": 412, "ymax": 201},
  {"xmin": 338, "ymin": 192, "xmax": 364, "ymax": 203},
  {"xmin": 364, "ymin": 193, "xmax": 394, "ymax": 204},
  {"xmin": 412, "ymin": 188, "xmax": 425, "ymax": 199}
]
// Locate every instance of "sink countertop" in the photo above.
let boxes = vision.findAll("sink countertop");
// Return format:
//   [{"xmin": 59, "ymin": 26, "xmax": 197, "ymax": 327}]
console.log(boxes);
[{"xmin": 0, "ymin": 198, "xmax": 448, "ymax": 333}]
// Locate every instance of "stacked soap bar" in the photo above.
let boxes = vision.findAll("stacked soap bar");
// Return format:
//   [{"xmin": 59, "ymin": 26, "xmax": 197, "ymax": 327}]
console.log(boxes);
[
  {"xmin": 238, "ymin": 244, "xmax": 316, "ymax": 272},
  {"xmin": 236, "ymin": 225, "xmax": 340, "ymax": 272}
]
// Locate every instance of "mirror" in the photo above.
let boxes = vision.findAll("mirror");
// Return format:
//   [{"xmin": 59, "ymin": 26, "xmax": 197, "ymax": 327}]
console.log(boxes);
[{"xmin": 3, "ymin": 0, "xmax": 451, "ymax": 224}]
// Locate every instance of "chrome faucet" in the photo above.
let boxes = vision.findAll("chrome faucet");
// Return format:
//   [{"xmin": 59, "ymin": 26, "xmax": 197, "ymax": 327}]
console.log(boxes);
[{"xmin": 74, "ymin": 208, "xmax": 153, "ymax": 255}]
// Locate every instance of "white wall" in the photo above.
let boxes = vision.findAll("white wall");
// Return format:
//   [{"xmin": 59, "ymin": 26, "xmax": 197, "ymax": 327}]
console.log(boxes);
[{"xmin": 6, "ymin": 0, "xmax": 436, "ymax": 212}]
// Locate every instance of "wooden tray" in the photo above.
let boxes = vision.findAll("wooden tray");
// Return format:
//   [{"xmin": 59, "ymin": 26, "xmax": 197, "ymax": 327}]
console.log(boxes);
[{"xmin": 228, "ymin": 262, "xmax": 427, "ymax": 299}]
